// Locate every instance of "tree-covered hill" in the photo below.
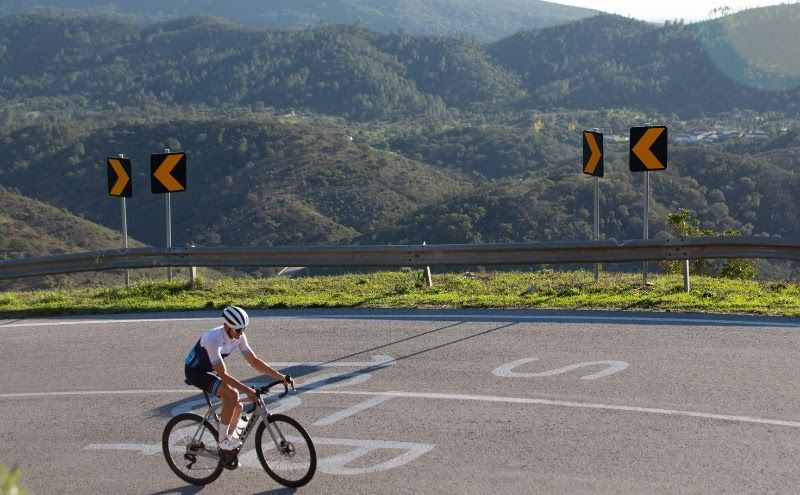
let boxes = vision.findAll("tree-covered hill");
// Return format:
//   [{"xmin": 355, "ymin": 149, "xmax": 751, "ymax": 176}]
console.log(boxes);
[
  {"xmin": 371, "ymin": 140, "xmax": 800, "ymax": 246},
  {"xmin": 0, "ymin": 117, "xmax": 471, "ymax": 248},
  {"xmin": 0, "ymin": 185, "xmax": 152, "ymax": 289},
  {"xmin": 0, "ymin": 185, "xmax": 138, "ymax": 258},
  {"xmin": 1, "ymin": 8, "xmax": 799, "ymax": 120},
  {"xmin": 488, "ymin": 9, "xmax": 800, "ymax": 114},
  {"xmin": 2, "ymin": 111, "xmax": 799, "ymax": 254},
  {"xmin": 0, "ymin": 0, "xmax": 599, "ymax": 39},
  {"xmin": 388, "ymin": 124, "xmax": 572, "ymax": 178}
]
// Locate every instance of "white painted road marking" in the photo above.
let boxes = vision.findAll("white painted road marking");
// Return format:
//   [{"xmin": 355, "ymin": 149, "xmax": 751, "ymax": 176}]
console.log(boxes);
[
  {"xmin": 0, "ymin": 389, "xmax": 192, "ymax": 398},
  {"xmin": 313, "ymin": 396, "xmax": 393, "ymax": 426},
  {"xmin": 86, "ymin": 443, "xmax": 161, "ymax": 455},
  {"xmin": 6, "ymin": 387, "xmax": 800, "ymax": 428},
  {"xmin": 493, "ymin": 358, "xmax": 629, "ymax": 380},
  {"xmin": 313, "ymin": 437, "xmax": 433, "ymax": 475},
  {"xmin": 311, "ymin": 389, "xmax": 800, "ymax": 428},
  {"xmin": 85, "ymin": 437, "xmax": 434, "ymax": 475}
]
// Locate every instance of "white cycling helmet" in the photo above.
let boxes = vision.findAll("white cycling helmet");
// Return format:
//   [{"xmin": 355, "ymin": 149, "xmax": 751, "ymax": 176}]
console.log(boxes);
[{"xmin": 221, "ymin": 305, "xmax": 249, "ymax": 331}]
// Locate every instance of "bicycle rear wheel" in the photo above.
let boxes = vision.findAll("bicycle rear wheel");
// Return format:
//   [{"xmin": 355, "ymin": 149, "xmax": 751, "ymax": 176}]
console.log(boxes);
[
  {"xmin": 162, "ymin": 413, "xmax": 223, "ymax": 485},
  {"xmin": 255, "ymin": 414, "xmax": 317, "ymax": 488}
]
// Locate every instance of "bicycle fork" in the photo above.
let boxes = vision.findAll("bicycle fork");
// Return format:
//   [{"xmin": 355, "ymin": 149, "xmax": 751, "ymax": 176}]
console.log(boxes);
[{"xmin": 263, "ymin": 417, "xmax": 294, "ymax": 456}]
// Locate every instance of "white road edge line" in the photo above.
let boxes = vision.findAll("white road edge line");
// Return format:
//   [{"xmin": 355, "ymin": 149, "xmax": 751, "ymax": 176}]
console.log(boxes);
[
  {"xmin": 0, "ymin": 389, "xmax": 192, "ymax": 398},
  {"xmin": 2, "ymin": 313, "xmax": 799, "ymax": 328},
  {"xmin": 2, "ymin": 387, "xmax": 799, "ymax": 428},
  {"xmin": 311, "ymin": 389, "xmax": 800, "ymax": 428}
]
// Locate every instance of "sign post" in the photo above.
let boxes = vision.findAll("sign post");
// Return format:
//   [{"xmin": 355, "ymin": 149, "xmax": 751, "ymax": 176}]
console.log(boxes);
[
  {"xmin": 107, "ymin": 154, "xmax": 132, "ymax": 286},
  {"xmin": 582, "ymin": 129, "xmax": 603, "ymax": 282},
  {"xmin": 151, "ymin": 149, "xmax": 187, "ymax": 282},
  {"xmin": 629, "ymin": 125, "xmax": 668, "ymax": 285}
]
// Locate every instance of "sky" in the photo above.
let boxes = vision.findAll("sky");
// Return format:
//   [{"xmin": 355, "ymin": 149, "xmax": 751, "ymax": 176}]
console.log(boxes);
[{"xmin": 554, "ymin": 0, "xmax": 798, "ymax": 22}]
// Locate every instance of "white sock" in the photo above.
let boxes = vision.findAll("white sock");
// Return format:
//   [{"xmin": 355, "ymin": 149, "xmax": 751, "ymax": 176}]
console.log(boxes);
[{"xmin": 219, "ymin": 424, "xmax": 230, "ymax": 442}]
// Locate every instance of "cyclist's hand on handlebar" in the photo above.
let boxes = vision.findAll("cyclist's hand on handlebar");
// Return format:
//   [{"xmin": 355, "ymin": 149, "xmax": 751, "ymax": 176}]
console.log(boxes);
[
  {"xmin": 244, "ymin": 387, "xmax": 258, "ymax": 403},
  {"xmin": 283, "ymin": 374, "xmax": 295, "ymax": 389}
]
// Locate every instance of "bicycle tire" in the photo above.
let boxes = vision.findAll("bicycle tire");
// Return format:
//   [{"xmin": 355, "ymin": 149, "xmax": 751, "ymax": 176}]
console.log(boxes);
[
  {"xmin": 255, "ymin": 414, "xmax": 317, "ymax": 488},
  {"xmin": 162, "ymin": 413, "xmax": 224, "ymax": 485}
]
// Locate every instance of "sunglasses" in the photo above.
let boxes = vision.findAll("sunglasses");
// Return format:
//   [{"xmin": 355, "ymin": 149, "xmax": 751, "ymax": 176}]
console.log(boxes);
[{"xmin": 226, "ymin": 324, "xmax": 245, "ymax": 335}]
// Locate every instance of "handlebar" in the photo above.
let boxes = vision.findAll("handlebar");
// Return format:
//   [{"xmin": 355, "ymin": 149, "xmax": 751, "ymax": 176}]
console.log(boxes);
[
  {"xmin": 243, "ymin": 379, "xmax": 292, "ymax": 414},
  {"xmin": 256, "ymin": 379, "xmax": 293, "ymax": 399}
]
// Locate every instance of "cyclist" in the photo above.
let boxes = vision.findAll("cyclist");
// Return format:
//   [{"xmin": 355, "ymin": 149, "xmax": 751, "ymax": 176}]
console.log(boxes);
[{"xmin": 184, "ymin": 305, "xmax": 294, "ymax": 450}]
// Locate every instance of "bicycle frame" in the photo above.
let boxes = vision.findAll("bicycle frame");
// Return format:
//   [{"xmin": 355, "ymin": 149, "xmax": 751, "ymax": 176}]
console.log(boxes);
[{"xmin": 192, "ymin": 384, "xmax": 288, "ymax": 451}]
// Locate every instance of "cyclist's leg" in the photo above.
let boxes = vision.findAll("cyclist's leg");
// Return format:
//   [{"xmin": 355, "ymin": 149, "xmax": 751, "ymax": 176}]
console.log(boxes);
[
  {"xmin": 184, "ymin": 366, "xmax": 224, "ymax": 433},
  {"xmin": 216, "ymin": 384, "xmax": 243, "ymax": 439}
]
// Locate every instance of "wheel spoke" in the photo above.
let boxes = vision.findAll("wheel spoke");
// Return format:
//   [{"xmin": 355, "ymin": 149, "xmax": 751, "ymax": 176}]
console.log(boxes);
[
  {"xmin": 255, "ymin": 415, "xmax": 316, "ymax": 488},
  {"xmin": 162, "ymin": 413, "xmax": 223, "ymax": 485}
]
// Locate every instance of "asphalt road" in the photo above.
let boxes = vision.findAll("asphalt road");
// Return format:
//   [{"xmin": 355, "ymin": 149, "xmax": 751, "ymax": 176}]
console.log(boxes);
[{"xmin": 2, "ymin": 309, "xmax": 800, "ymax": 494}]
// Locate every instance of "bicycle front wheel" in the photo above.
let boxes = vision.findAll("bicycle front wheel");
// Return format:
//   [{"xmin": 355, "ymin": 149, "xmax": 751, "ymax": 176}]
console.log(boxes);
[
  {"xmin": 255, "ymin": 414, "xmax": 317, "ymax": 488},
  {"xmin": 162, "ymin": 413, "xmax": 223, "ymax": 485}
]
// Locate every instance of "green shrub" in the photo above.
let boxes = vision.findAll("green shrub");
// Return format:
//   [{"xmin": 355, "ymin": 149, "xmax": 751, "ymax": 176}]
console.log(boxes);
[
  {"xmin": 720, "ymin": 229, "xmax": 757, "ymax": 280},
  {"xmin": 661, "ymin": 208, "xmax": 756, "ymax": 279},
  {"xmin": 1, "ymin": 463, "xmax": 30, "ymax": 495}
]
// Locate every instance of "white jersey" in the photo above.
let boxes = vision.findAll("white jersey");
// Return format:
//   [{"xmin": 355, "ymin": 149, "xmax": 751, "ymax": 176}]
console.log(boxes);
[{"xmin": 184, "ymin": 325, "xmax": 253, "ymax": 371}]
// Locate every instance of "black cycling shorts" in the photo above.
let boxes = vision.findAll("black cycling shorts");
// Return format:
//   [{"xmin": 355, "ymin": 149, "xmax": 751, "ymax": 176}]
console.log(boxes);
[{"xmin": 185, "ymin": 366, "xmax": 222, "ymax": 396}]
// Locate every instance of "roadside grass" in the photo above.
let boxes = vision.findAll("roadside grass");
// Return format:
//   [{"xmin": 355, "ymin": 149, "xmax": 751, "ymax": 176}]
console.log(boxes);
[
  {"xmin": 1, "ymin": 462, "xmax": 30, "ymax": 495},
  {"xmin": 0, "ymin": 270, "xmax": 799, "ymax": 318}
]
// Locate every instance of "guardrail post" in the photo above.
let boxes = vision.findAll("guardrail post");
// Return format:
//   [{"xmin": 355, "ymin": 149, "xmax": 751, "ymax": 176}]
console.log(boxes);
[
  {"xmin": 423, "ymin": 242, "xmax": 433, "ymax": 287},
  {"xmin": 189, "ymin": 243, "xmax": 197, "ymax": 287},
  {"xmin": 683, "ymin": 259, "xmax": 691, "ymax": 292}
]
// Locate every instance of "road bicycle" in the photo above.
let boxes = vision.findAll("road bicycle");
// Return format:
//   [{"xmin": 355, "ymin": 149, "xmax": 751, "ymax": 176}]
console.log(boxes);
[{"xmin": 162, "ymin": 379, "xmax": 316, "ymax": 488}]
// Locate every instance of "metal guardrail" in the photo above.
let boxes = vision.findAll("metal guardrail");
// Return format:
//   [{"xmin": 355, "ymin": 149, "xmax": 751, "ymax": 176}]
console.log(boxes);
[{"xmin": 1, "ymin": 237, "xmax": 799, "ymax": 280}]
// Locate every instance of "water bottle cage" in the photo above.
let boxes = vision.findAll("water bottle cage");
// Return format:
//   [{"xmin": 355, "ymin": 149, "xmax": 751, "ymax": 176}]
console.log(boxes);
[{"xmin": 236, "ymin": 414, "xmax": 253, "ymax": 436}]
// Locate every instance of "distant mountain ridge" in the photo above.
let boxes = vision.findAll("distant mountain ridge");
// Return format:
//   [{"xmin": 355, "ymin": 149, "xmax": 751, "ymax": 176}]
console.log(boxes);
[
  {"xmin": 0, "ymin": 0, "xmax": 599, "ymax": 39},
  {"xmin": 0, "ymin": 7, "xmax": 798, "ymax": 120}
]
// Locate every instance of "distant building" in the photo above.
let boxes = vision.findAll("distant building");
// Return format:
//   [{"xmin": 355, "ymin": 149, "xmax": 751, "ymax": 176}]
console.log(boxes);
[
  {"xmin": 743, "ymin": 130, "xmax": 768, "ymax": 139},
  {"xmin": 718, "ymin": 130, "xmax": 742, "ymax": 140}
]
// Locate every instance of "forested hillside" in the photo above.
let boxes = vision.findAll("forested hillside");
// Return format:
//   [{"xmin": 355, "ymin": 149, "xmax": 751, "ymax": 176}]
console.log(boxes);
[
  {"xmin": 1, "ymin": 6, "xmax": 800, "ymax": 283},
  {"xmin": 0, "ymin": 0, "xmax": 599, "ymax": 39},
  {"xmin": 2, "ymin": 112, "xmax": 799, "ymax": 251},
  {"xmin": 0, "ymin": 8, "xmax": 798, "ymax": 119},
  {"xmin": 0, "ymin": 117, "xmax": 471, "ymax": 248},
  {"xmin": 0, "ymin": 185, "xmax": 152, "ymax": 288}
]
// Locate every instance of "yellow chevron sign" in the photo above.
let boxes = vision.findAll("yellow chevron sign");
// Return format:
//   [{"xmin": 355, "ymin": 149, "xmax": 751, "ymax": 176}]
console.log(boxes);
[
  {"xmin": 150, "ymin": 152, "xmax": 187, "ymax": 193},
  {"xmin": 582, "ymin": 130, "xmax": 603, "ymax": 177},
  {"xmin": 106, "ymin": 157, "xmax": 132, "ymax": 197},
  {"xmin": 630, "ymin": 126, "xmax": 668, "ymax": 171}
]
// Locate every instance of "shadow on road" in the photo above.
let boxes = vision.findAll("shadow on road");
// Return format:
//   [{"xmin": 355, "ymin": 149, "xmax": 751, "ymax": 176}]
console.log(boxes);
[
  {"xmin": 149, "ymin": 485, "xmax": 205, "ymax": 495},
  {"xmin": 149, "ymin": 487, "xmax": 296, "ymax": 495},
  {"xmin": 154, "ymin": 319, "xmax": 519, "ymax": 417},
  {"xmin": 253, "ymin": 488, "xmax": 297, "ymax": 495}
]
